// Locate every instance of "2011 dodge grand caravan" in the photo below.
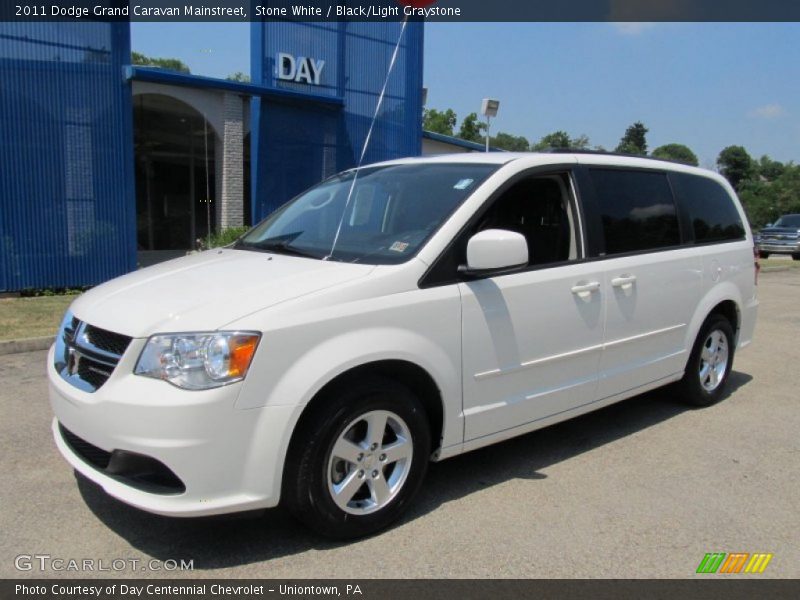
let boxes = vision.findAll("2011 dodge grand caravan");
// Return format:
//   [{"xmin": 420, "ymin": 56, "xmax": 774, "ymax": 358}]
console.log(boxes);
[{"xmin": 49, "ymin": 152, "xmax": 758, "ymax": 538}]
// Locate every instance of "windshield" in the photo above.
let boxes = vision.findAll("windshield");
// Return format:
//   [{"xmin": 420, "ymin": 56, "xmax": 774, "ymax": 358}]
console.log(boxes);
[
  {"xmin": 773, "ymin": 215, "xmax": 800, "ymax": 228},
  {"xmin": 236, "ymin": 163, "xmax": 498, "ymax": 264}
]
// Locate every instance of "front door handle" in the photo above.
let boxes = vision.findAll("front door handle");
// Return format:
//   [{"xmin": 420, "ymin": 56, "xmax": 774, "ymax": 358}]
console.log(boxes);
[
  {"xmin": 611, "ymin": 274, "xmax": 637, "ymax": 289},
  {"xmin": 571, "ymin": 281, "xmax": 600, "ymax": 298}
]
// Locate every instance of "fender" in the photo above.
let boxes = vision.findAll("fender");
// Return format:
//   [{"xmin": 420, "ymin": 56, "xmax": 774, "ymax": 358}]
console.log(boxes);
[
  {"xmin": 266, "ymin": 327, "xmax": 458, "ymax": 421},
  {"xmin": 684, "ymin": 281, "xmax": 743, "ymax": 360},
  {"xmin": 236, "ymin": 326, "xmax": 462, "ymax": 500}
]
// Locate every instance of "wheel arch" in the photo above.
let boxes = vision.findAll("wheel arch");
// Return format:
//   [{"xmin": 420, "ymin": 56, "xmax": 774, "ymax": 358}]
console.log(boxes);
[
  {"xmin": 290, "ymin": 359, "xmax": 444, "ymax": 452},
  {"xmin": 280, "ymin": 359, "xmax": 445, "ymax": 499},
  {"xmin": 684, "ymin": 283, "xmax": 743, "ymax": 374},
  {"xmin": 710, "ymin": 299, "xmax": 740, "ymax": 337}
]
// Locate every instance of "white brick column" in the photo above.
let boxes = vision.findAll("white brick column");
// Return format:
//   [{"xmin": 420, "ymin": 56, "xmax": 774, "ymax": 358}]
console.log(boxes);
[
  {"xmin": 214, "ymin": 134, "xmax": 223, "ymax": 229},
  {"xmin": 218, "ymin": 93, "xmax": 245, "ymax": 228}
]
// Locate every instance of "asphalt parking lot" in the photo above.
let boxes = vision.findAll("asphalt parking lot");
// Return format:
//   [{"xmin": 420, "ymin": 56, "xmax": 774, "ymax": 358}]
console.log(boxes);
[{"xmin": 1, "ymin": 270, "xmax": 798, "ymax": 579}]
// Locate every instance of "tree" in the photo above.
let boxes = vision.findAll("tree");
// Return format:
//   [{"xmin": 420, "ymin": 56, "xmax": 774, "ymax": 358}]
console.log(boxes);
[
  {"xmin": 571, "ymin": 134, "xmax": 591, "ymax": 150},
  {"xmin": 227, "ymin": 71, "xmax": 251, "ymax": 83},
  {"xmin": 738, "ymin": 179, "xmax": 773, "ymax": 227},
  {"xmin": 717, "ymin": 146, "xmax": 754, "ymax": 191},
  {"xmin": 615, "ymin": 121, "xmax": 649, "ymax": 155},
  {"xmin": 131, "ymin": 51, "xmax": 190, "ymax": 74},
  {"xmin": 739, "ymin": 163, "xmax": 800, "ymax": 227},
  {"xmin": 491, "ymin": 132, "xmax": 530, "ymax": 152},
  {"xmin": 651, "ymin": 143, "xmax": 699, "ymax": 166},
  {"xmin": 757, "ymin": 155, "xmax": 785, "ymax": 181},
  {"xmin": 422, "ymin": 108, "xmax": 457, "ymax": 136},
  {"xmin": 458, "ymin": 112, "xmax": 487, "ymax": 143},
  {"xmin": 531, "ymin": 131, "xmax": 591, "ymax": 151},
  {"xmin": 531, "ymin": 131, "xmax": 571, "ymax": 151}
]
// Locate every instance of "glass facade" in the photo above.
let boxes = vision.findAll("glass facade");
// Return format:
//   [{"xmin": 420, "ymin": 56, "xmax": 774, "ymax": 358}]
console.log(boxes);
[
  {"xmin": 0, "ymin": 23, "xmax": 135, "ymax": 291},
  {"xmin": 0, "ymin": 21, "xmax": 424, "ymax": 291},
  {"xmin": 251, "ymin": 20, "xmax": 424, "ymax": 221}
]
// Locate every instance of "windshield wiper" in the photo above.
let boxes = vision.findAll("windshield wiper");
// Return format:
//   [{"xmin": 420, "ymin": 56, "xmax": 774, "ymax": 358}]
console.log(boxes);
[{"xmin": 236, "ymin": 237, "xmax": 321, "ymax": 259}]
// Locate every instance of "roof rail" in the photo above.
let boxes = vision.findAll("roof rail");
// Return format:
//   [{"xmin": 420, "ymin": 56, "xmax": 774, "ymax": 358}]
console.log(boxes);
[{"xmin": 539, "ymin": 147, "xmax": 696, "ymax": 166}]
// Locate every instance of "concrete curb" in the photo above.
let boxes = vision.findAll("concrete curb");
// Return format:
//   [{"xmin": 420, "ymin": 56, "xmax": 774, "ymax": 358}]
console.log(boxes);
[{"xmin": 0, "ymin": 336, "xmax": 53, "ymax": 356}]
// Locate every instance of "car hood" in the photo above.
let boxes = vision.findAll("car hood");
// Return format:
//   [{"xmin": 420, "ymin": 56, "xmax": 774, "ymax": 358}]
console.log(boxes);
[
  {"xmin": 760, "ymin": 227, "xmax": 800, "ymax": 235},
  {"xmin": 70, "ymin": 249, "xmax": 375, "ymax": 337}
]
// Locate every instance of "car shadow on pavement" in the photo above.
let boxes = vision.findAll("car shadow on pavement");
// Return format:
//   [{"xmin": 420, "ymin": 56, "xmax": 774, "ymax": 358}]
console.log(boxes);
[{"xmin": 77, "ymin": 371, "xmax": 752, "ymax": 569}]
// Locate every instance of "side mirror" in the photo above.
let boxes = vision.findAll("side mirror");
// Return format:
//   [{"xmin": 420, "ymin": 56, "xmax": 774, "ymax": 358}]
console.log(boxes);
[{"xmin": 459, "ymin": 229, "xmax": 528, "ymax": 277}]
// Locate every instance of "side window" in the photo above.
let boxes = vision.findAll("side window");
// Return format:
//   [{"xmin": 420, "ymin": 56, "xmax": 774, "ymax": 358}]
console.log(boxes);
[
  {"xmin": 672, "ymin": 173, "xmax": 746, "ymax": 243},
  {"xmin": 589, "ymin": 169, "xmax": 680, "ymax": 255},
  {"xmin": 475, "ymin": 174, "xmax": 579, "ymax": 266}
]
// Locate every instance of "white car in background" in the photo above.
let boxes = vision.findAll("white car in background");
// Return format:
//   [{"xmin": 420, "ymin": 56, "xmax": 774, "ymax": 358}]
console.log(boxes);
[{"xmin": 49, "ymin": 152, "xmax": 758, "ymax": 538}]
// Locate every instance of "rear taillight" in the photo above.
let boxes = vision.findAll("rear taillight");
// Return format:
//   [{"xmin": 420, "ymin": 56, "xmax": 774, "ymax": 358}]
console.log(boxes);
[{"xmin": 754, "ymin": 244, "xmax": 760, "ymax": 285}]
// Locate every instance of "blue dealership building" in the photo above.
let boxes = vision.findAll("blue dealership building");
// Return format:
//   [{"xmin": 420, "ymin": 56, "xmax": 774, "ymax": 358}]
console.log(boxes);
[{"xmin": 0, "ymin": 20, "xmax": 449, "ymax": 292}]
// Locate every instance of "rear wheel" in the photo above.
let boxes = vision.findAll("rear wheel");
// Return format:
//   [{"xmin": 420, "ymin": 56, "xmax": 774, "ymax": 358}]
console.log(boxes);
[
  {"xmin": 677, "ymin": 315, "xmax": 735, "ymax": 407},
  {"xmin": 792, "ymin": 253, "xmax": 800, "ymax": 261},
  {"xmin": 758, "ymin": 251, "xmax": 770, "ymax": 259},
  {"xmin": 283, "ymin": 377, "xmax": 430, "ymax": 539}
]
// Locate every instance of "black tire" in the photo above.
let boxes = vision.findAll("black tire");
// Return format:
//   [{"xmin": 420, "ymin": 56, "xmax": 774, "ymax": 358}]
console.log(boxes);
[
  {"xmin": 758, "ymin": 251, "xmax": 770, "ymax": 259},
  {"xmin": 677, "ymin": 315, "xmax": 735, "ymax": 407},
  {"xmin": 282, "ymin": 376, "xmax": 431, "ymax": 539},
  {"xmin": 792, "ymin": 253, "xmax": 800, "ymax": 261}
]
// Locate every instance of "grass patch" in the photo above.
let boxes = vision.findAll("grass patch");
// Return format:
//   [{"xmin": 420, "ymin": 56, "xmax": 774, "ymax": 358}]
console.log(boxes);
[
  {"xmin": 0, "ymin": 295, "xmax": 76, "ymax": 340},
  {"xmin": 761, "ymin": 258, "xmax": 800, "ymax": 270}
]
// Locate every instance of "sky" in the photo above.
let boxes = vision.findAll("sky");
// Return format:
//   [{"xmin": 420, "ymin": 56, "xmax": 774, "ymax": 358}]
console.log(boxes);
[{"xmin": 131, "ymin": 21, "xmax": 799, "ymax": 168}]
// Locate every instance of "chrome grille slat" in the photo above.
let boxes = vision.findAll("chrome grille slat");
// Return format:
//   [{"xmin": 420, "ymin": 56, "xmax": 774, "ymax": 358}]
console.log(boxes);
[
  {"xmin": 69, "ymin": 347, "xmax": 119, "ymax": 369},
  {"xmin": 72, "ymin": 337, "xmax": 127, "ymax": 364},
  {"xmin": 54, "ymin": 314, "xmax": 131, "ymax": 393}
]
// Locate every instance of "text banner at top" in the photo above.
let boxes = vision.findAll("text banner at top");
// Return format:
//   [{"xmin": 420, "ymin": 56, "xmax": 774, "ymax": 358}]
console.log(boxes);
[{"xmin": 2, "ymin": 0, "xmax": 800, "ymax": 22}]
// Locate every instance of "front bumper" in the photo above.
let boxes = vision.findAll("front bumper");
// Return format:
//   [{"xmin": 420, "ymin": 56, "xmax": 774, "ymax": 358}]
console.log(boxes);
[
  {"xmin": 757, "ymin": 242, "xmax": 800, "ymax": 254},
  {"xmin": 48, "ymin": 343, "xmax": 301, "ymax": 517}
]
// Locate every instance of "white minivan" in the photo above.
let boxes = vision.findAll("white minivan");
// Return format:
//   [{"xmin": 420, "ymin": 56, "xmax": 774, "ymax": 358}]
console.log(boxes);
[{"xmin": 49, "ymin": 152, "xmax": 758, "ymax": 538}]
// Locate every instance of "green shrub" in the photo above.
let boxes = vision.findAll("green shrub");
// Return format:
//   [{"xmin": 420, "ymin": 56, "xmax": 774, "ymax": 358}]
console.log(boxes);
[
  {"xmin": 19, "ymin": 288, "xmax": 86, "ymax": 298},
  {"xmin": 201, "ymin": 227, "xmax": 250, "ymax": 250}
]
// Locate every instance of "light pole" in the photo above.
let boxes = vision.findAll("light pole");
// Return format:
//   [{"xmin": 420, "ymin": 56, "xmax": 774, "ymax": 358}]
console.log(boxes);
[{"xmin": 481, "ymin": 98, "xmax": 500, "ymax": 152}]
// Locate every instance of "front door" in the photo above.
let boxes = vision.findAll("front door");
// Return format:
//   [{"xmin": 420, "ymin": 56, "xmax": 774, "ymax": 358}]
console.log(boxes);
[{"xmin": 460, "ymin": 173, "xmax": 606, "ymax": 441}]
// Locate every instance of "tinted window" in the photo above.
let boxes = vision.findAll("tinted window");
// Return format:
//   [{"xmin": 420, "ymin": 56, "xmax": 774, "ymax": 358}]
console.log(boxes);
[
  {"xmin": 772, "ymin": 215, "xmax": 800, "ymax": 228},
  {"xmin": 476, "ymin": 175, "xmax": 577, "ymax": 266},
  {"xmin": 673, "ymin": 173, "xmax": 745, "ymax": 243},
  {"xmin": 590, "ymin": 169, "xmax": 680, "ymax": 255}
]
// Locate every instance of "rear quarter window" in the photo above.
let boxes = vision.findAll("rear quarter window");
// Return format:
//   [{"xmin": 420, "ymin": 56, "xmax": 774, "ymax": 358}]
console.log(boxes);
[
  {"xmin": 589, "ymin": 168, "xmax": 680, "ymax": 255},
  {"xmin": 671, "ymin": 173, "xmax": 746, "ymax": 243}
]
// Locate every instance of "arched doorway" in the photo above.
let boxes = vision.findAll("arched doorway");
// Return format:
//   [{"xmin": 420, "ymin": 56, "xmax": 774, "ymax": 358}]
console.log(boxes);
[{"xmin": 133, "ymin": 94, "xmax": 217, "ymax": 266}]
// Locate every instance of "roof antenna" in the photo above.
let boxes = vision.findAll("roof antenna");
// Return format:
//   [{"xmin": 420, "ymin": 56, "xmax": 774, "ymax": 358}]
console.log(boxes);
[{"xmin": 325, "ymin": 17, "xmax": 409, "ymax": 260}]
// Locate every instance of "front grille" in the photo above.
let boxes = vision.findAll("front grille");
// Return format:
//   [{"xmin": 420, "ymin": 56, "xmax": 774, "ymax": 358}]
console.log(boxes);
[
  {"xmin": 76, "ymin": 358, "xmax": 114, "ymax": 390},
  {"xmin": 83, "ymin": 325, "xmax": 132, "ymax": 357},
  {"xmin": 65, "ymin": 316, "xmax": 79, "ymax": 342},
  {"xmin": 54, "ymin": 314, "xmax": 131, "ymax": 393},
  {"xmin": 59, "ymin": 424, "xmax": 185, "ymax": 495},
  {"xmin": 762, "ymin": 233, "xmax": 799, "ymax": 241}
]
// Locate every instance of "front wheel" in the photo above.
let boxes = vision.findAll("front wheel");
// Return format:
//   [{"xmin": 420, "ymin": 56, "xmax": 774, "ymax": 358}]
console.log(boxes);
[
  {"xmin": 677, "ymin": 315, "xmax": 735, "ymax": 407},
  {"xmin": 792, "ymin": 253, "xmax": 800, "ymax": 261},
  {"xmin": 283, "ymin": 377, "xmax": 431, "ymax": 539},
  {"xmin": 758, "ymin": 251, "xmax": 770, "ymax": 259}
]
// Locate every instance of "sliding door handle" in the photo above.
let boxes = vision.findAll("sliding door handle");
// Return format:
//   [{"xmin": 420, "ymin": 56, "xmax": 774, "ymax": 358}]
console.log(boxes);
[
  {"xmin": 611, "ymin": 274, "xmax": 637, "ymax": 289},
  {"xmin": 571, "ymin": 281, "xmax": 600, "ymax": 298}
]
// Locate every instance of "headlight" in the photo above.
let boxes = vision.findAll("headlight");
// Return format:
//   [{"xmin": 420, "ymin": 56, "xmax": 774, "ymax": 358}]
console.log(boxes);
[{"xmin": 134, "ymin": 332, "xmax": 260, "ymax": 390}]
